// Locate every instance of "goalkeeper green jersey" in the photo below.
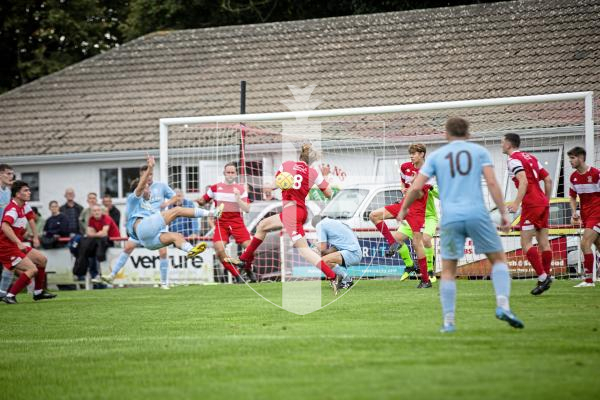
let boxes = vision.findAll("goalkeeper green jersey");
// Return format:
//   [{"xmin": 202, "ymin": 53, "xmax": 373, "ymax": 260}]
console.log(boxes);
[{"xmin": 425, "ymin": 185, "xmax": 439, "ymax": 219}]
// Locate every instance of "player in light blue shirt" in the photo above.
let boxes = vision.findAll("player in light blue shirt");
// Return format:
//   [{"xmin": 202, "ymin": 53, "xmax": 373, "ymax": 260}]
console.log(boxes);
[
  {"xmin": 0, "ymin": 164, "xmax": 15, "ymax": 297},
  {"xmin": 398, "ymin": 117, "xmax": 523, "ymax": 333},
  {"xmin": 311, "ymin": 215, "xmax": 362, "ymax": 292},
  {"xmin": 104, "ymin": 156, "xmax": 222, "ymax": 286}
]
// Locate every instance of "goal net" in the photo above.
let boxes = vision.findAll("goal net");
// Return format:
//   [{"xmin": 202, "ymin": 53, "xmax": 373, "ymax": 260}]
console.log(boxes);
[{"xmin": 160, "ymin": 91, "xmax": 595, "ymax": 284}]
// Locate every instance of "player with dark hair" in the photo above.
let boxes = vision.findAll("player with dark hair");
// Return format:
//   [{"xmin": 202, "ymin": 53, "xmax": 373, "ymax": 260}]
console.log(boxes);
[
  {"xmin": 370, "ymin": 143, "xmax": 432, "ymax": 288},
  {"xmin": 115, "ymin": 156, "xmax": 220, "ymax": 266},
  {"xmin": 502, "ymin": 133, "xmax": 553, "ymax": 295},
  {"xmin": 196, "ymin": 162, "xmax": 254, "ymax": 282},
  {"xmin": 1, "ymin": 180, "xmax": 56, "ymax": 304},
  {"xmin": 104, "ymin": 160, "xmax": 182, "ymax": 287},
  {"xmin": 399, "ymin": 117, "xmax": 523, "ymax": 332},
  {"xmin": 568, "ymin": 146, "xmax": 600, "ymax": 287},
  {"xmin": 229, "ymin": 144, "xmax": 343, "ymax": 293}
]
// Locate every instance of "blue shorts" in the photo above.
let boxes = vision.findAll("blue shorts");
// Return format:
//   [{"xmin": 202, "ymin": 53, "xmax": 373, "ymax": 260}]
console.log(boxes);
[
  {"xmin": 440, "ymin": 217, "xmax": 503, "ymax": 260},
  {"xmin": 135, "ymin": 213, "xmax": 168, "ymax": 250},
  {"xmin": 340, "ymin": 248, "xmax": 362, "ymax": 266}
]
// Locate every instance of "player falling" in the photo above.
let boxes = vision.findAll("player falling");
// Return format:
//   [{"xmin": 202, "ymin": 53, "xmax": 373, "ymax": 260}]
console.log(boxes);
[
  {"xmin": 196, "ymin": 163, "xmax": 255, "ymax": 282},
  {"xmin": 502, "ymin": 133, "xmax": 553, "ymax": 295},
  {"xmin": 119, "ymin": 156, "xmax": 220, "ymax": 266},
  {"xmin": 568, "ymin": 146, "xmax": 600, "ymax": 287},
  {"xmin": 1, "ymin": 181, "xmax": 57, "ymax": 304},
  {"xmin": 399, "ymin": 117, "xmax": 523, "ymax": 332},
  {"xmin": 228, "ymin": 144, "xmax": 343, "ymax": 293},
  {"xmin": 369, "ymin": 144, "xmax": 432, "ymax": 288}
]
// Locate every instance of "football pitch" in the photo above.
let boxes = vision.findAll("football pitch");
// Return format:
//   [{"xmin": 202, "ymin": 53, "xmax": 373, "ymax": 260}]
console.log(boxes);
[{"xmin": 2, "ymin": 280, "xmax": 599, "ymax": 400}]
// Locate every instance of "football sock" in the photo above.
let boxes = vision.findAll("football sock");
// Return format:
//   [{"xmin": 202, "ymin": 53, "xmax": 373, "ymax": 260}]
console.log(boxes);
[
  {"xmin": 541, "ymin": 250, "xmax": 552, "ymax": 275},
  {"xmin": 317, "ymin": 260, "xmax": 336, "ymax": 280},
  {"xmin": 375, "ymin": 222, "xmax": 396, "ymax": 246},
  {"xmin": 9, "ymin": 274, "xmax": 31, "ymax": 296},
  {"xmin": 440, "ymin": 279, "xmax": 456, "ymax": 326},
  {"xmin": 111, "ymin": 252, "xmax": 130, "ymax": 277},
  {"xmin": 418, "ymin": 257, "xmax": 429, "ymax": 283},
  {"xmin": 424, "ymin": 246, "xmax": 434, "ymax": 272},
  {"xmin": 181, "ymin": 242, "xmax": 194, "ymax": 253},
  {"xmin": 159, "ymin": 258, "xmax": 169, "ymax": 285},
  {"xmin": 194, "ymin": 208, "xmax": 209, "ymax": 218},
  {"xmin": 491, "ymin": 262, "xmax": 511, "ymax": 311},
  {"xmin": 221, "ymin": 260, "xmax": 240, "ymax": 277},
  {"xmin": 34, "ymin": 266, "xmax": 46, "ymax": 290},
  {"xmin": 526, "ymin": 247, "xmax": 545, "ymax": 280},
  {"xmin": 241, "ymin": 237, "xmax": 263, "ymax": 261},
  {"xmin": 0, "ymin": 268, "xmax": 14, "ymax": 293},
  {"xmin": 584, "ymin": 253, "xmax": 594, "ymax": 283},
  {"xmin": 398, "ymin": 243, "xmax": 414, "ymax": 267}
]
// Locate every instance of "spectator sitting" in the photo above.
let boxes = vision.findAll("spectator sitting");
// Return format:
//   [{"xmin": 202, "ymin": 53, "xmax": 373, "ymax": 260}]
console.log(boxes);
[
  {"xmin": 169, "ymin": 189, "xmax": 200, "ymax": 239},
  {"xmin": 60, "ymin": 187, "xmax": 83, "ymax": 235},
  {"xmin": 102, "ymin": 194, "xmax": 121, "ymax": 229},
  {"xmin": 79, "ymin": 192, "xmax": 99, "ymax": 234},
  {"xmin": 25, "ymin": 206, "xmax": 45, "ymax": 243},
  {"xmin": 72, "ymin": 205, "xmax": 120, "ymax": 282},
  {"xmin": 42, "ymin": 201, "xmax": 70, "ymax": 248}
]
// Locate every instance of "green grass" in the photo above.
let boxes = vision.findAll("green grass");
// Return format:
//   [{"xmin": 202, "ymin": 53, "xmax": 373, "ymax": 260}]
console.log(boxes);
[{"xmin": 2, "ymin": 280, "xmax": 600, "ymax": 400}]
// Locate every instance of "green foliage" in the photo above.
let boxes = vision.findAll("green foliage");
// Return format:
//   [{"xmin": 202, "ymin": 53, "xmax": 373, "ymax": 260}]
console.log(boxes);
[{"xmin": 1, "ymin": 280, "xmax": 599, "ymax": 399}]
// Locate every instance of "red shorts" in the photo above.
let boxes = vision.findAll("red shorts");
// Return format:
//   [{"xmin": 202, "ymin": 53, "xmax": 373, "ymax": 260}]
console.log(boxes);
[
  {"xmin": 213, "ymin": 219, "xmax": 251, "ymax": 244},
  {"xmin": 0, "ymin": 246, "xmax": 32, "ymax": 270},
  {"xmin": 280, "ymin": 205, "xmax": 308, "ymax": 243},
  {"xmin": 384, "ymin": 201, "xmax": 425, "ymax": 233},
  {"xmin": 583, "ymin": 216, "xmax": 600, "ymax": 233},
  {"xmin": 519, "ymin": 206, "xmax": 549, "ymax": 231}
]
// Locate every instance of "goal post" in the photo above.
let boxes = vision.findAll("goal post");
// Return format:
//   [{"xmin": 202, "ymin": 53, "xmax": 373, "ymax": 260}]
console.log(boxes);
[{"xmin": 159, "ymin": 91, "xmax": 595, "ymax": 283}]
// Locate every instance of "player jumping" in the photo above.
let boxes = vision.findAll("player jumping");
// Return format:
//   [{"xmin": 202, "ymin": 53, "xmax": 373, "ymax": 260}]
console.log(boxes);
[
  {"xmin": 196, "ymin": 163, "xmax": 255, "ymax": 282},
  {"xmin": 398, "ymin": 117, "xmax": 523, "ymax": 332},
  {"xmin": 568, "ymin": 146, "xmax": 600, "ymax": 287},
  {"xmin": 370, "ymin": 144, "xmax": 432, "ymax": 288},
  {"xmin": 108, "ymin": 156, "xmax": 220, "ymax": 280},
  {"xmin": 1, "ymin": 180, "xmax": 57, "ymax": 304},
  {"xmin": 502, "ymin": 133, "xmax": 553, "ymax": 295},
  {"xmin": 229, "ymin": 144, "xmax": 343, "ymax": 293}
]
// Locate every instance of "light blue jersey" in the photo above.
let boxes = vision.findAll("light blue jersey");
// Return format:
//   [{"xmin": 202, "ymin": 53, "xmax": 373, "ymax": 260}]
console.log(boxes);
[
  {"xmin": 316, "ymin": 218, "xmax": 362, "ymax": 266},
  {"xmin": 125, "ymin": 193, "xmax": 155, "ymax": 239},
  {"xmin": 421, "ymin": 140, "xmax": 492, "ymax": 226},
  {"xmin": 149, "ymin": 182, "xmax": 175, "ymax": 211},
  {"xmin": 421, "ymin": 140, "xmax": 502, "ymax": 259},
  {"xmin": 0, "ymin": 186, "xmax": 10, "ymax": 217}
]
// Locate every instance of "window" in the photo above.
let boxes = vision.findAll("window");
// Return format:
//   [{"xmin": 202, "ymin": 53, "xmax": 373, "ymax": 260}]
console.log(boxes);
[
  {"xmin": 322, "ymin": 189, "xmax": 369, "ymax": 219},
  {"xmin": 365, "ymin": 189, "xmax": 404, "ymax": 216},
  {"xmin": 186, "ymin": 166, "xmax": 199, "ymax": 193},
  {"xmin": 100, "ymin": 169, "xmax": 118, "ymax": 197},
  {"xmin": 169, "ymin": 166, "xmax": 182, "ymax": 190},
  {"xmin": 21, "ymin": 172, "xmax": 39, "ymax": 201},
  {"xmin": 122, "ymin": 167, "xmax": 140, "ymax": 196}
]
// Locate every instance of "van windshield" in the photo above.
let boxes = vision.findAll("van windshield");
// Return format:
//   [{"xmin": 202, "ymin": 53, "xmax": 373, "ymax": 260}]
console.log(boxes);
[{"xmin": 321, "ymin": 189, "xmax": 369, "ymax": 219}]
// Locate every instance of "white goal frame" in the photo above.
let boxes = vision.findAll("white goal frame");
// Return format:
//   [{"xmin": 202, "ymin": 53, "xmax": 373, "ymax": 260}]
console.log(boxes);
[{"xmin": 159, "ymin": 91, "xmax": 595, "ymax": 281}]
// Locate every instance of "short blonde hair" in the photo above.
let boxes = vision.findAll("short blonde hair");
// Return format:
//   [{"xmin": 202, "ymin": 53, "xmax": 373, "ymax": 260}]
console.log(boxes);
[{"xmin": 408, "ymin": 143, "xmax": 426, "ymax": 155}]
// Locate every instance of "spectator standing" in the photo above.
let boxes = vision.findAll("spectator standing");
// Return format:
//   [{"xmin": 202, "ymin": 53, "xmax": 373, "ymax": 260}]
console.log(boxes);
[
  {"xmin": 79, "ymin": 192, "xmax": 99, "ymax": 233},
  {"xmin": 42, "ymin": 201, "xmax": 70, "ymax": 248},
  {"xmin": 169, "ymin": 189, "xmax": 200, "ymax": 238},
  {"xmin": 60, "ymin": 188, "xmax": 83, "ymax": 235},
  {"xmin": 0, "ymin": 164, "xmax": 15, "ymax": 297},
  {"xmin": 102, "ymin": 194, "xmax": 121, "ymax": 229}
]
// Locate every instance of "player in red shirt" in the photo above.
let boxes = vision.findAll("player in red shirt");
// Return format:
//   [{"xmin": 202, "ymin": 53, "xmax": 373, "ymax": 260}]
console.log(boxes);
[
  {"xmin": 369, "ymin": 143, "xmax": 432, "ymax": 288},
  {"xmin": 229, "ymin": 144, "xmax": 340, "ymax": 292},
  {"xmin": 196, "ymin": 163, "xmax": 254, "ymax": 282},
  {"xmin": 0, "ymin": 181, "xmax": 56, "ymax": 304},
  {"xmin": 502, "ymin": 133, "xmax": 553, "ymax": 295},
  {"xmin": 567, "ymin": 146, "xmax": 600, "ymax": 287}
]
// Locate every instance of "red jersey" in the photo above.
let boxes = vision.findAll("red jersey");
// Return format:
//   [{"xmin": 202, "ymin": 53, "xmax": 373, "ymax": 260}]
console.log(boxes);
[
  {"xmin": 202, "ymin": 182, "xmax": 249, "ymax": 222},
  {"xmin": 0, "ymin": 200, "xmax": 34, "ymax": 251},
  {"xmin": 569, "ymin": 167, "xmax": 600, "ymax": 222},
  {"xmin": 399, "ymin": 161, "xmax": 430, "ymax": 215},
  {"xmin": 507, "ymin": 151, "xmax": 549, "ymax": 208},
  {"xmin": 88, "ymin": 214, "xmax": 120, "ymax": 238},
  {"xmin": 277, "ymin": 161, "xmax": 329, "ymax": 208}
]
